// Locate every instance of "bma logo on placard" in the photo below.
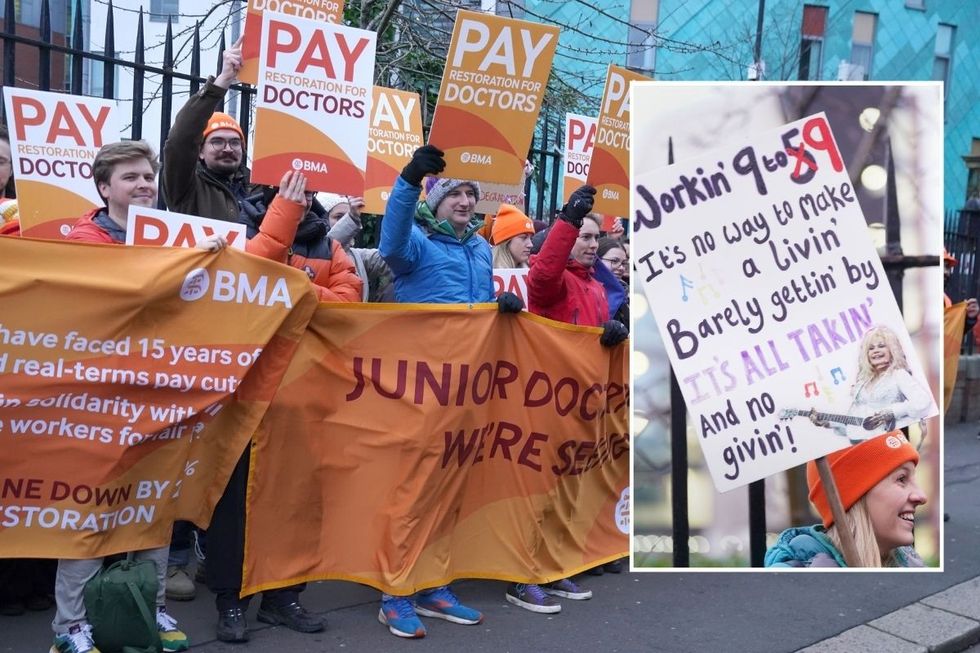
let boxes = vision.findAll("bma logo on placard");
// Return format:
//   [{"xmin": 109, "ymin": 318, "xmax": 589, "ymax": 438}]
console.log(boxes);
[
  {"xmin": 460, "ymin": 152, "xmax": 492, "ymax": 165},
  {"xmin": 180, "ymin": 269, "xmax": 293, "ymax": 308},
  {"xmin": 291, "ymin": 158, "xmax": 328, "ymax": 174}
]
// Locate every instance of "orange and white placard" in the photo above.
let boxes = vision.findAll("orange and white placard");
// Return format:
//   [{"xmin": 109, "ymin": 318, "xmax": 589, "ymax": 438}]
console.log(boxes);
[
  {"xmin": 239, "ymin": 0, "xmax": 346, "ymax": 85},
  {"xmin": 250, "ymin": 11, "xmax": 376, "ymax": 194},
  {"xmin": 563, "ymin": 113, "xmax": 596, "ymax": 203},
  {"xmin": 126, "ymin": 206, "xmax": 247, "ymax": 250},
  {"xmin": 428, "ymin": 10, "xmax": 558, "ymax": 184},
  {"xmin": 2, "ymin": 88, "xmax": 121, "ymax": 239},
  {"xmin": 586, "ymin": 65, "xmax": 650, "ymax": 216},
  {"xmin": 364, "ymin": 87, "xmax": 423, "ymax": 215}
]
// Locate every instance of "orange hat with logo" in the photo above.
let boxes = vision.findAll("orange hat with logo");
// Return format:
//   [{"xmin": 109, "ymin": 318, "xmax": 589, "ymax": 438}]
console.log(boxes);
[
  {"xmin": 202, "ymin": 112, "xmax": 244, "ymax": 141},
  {"xmin": 491, "ymin": 204, "xmax": 534, "ymax": 245},
  {"xmin": 806, "ymin": 431, "xmax": 919, "ymax": 528}
]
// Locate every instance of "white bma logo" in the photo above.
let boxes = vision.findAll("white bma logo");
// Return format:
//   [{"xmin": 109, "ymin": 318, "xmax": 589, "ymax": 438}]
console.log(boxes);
[
  {"xmin": 180, "ymin": 268, "xmax": 210, "ymax": 301},
  {"xmin": 614, "ymin": 487, "xmax": 630, "ymax": 534},
  {"xmin": 460, "ymin": 152, "xmax": 472, "ymax": 163}
]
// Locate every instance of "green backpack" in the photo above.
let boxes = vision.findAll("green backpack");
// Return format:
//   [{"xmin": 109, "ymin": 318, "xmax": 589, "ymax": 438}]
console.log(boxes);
[{"xmin": 83, "ymin": 555, "xmax": 162, "ymax": 653}]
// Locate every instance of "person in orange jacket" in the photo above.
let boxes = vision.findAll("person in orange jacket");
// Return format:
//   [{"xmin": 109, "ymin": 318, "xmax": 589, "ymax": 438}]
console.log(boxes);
[{"xmin": 241, "ymin": 170, "xmax": 362, "ymax": 303}]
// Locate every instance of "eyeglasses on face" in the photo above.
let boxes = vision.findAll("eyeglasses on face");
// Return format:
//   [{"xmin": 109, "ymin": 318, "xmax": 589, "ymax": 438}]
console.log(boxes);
[
  {"xmin": 602, "ymin": 257, "xmax": 627, "ymax": 268},
  {"xmin": 205, "ymin": 137, "xmax": 243, "ymax": 151}
]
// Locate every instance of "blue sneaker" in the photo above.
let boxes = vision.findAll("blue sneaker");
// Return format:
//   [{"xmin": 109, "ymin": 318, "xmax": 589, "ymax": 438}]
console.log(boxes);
[
  {"xmin": 379, "ymin": 596, "xmax": 426, "ymax": 638},
  {"xmin": 415, "ymin": 586, "xmax": 483, "ymax": 625}
]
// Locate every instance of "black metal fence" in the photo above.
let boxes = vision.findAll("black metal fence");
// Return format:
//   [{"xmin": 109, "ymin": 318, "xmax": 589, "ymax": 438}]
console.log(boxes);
[{"xmin": 0, "ymin": 0, "xmax": 565, "ymax": 222}]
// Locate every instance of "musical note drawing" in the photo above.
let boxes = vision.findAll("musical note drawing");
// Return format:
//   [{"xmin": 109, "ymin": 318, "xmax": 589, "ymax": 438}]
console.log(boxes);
[
  {"xmin": 831, "ymin": 367, "xmax": 846, "ymax": 385},
  {"xmin": 803, "ymin": 381, "xmax": 819, "ymax": 398},
  {"xmin": 680, "ymin": 275, "xmax": 694, "ymax": 301},
  {"xmin": 698, "ymin": 284, "xmax": 719, "ymax": 304}
]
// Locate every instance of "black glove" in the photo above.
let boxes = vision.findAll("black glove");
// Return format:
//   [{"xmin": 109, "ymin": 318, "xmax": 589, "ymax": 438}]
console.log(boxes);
[
  {"xmin": 558, "ymin": 185, "xmax": 596, "ymax": 228},
  {"xmin": 600, "ymin": 320, "xmax": 628, "ymax": 347},
  {"xmin": 401, "ymin": 145, "xmax": 445, "ymax": 187},
  {"xmin": 496, "ymin": 291, "xmax": 524, "ymax": 314}
]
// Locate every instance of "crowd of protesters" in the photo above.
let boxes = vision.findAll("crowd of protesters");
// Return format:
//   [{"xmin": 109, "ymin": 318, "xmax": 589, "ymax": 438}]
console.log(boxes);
[{"xmin": 0, "ymin": 37, "xmax": 630, "ymax": 653}]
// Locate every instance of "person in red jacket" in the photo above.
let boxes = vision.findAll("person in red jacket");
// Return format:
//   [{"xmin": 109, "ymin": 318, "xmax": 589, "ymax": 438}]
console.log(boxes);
[
  {"xmin": 65, "ymin": 139, "xmax": 224, "ymax": 252},
  {"xmin": 55, "ymin": 140, "xmax": 198, "ymax": 653},
  {"xmin": 522, "ymin": 184, "xmax": 627, "ymax": 608},
  {"xmin": 527, "ymin": 185, "xmax": 628, "ymax": 343}
]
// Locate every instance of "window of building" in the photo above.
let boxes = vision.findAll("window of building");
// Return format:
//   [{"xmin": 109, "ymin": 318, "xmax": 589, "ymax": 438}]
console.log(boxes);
[
  {"xmin": 850, "ymin": 11, "xmax": 876, "ymax": 80},
  {"xmin": 150, "ymin": 0, "xmax": 180, "ymax": 22},
  {"xmin": 798, "ymin": 4, "xmax": 827, "ymax": 80},
  {"xmin": 18, "ymin": 0, "xmax": 41, "ymax": 27},
  {"xmin": 933, "ymin": 23, "xmax": 954, "ymax": 97},
  {"xmin": 495, "ymin": 0, "xmax": 525, "ymax": 19},
  {"xmin": 627, "ymin": 0, "xmax": 659, "ymax": 73}
]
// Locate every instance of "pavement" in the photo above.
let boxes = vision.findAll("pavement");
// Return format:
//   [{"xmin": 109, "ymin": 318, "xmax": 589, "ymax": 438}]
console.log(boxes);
[{"xmin": 3, "ymin": 422, "xmax": 979, "ymax": 653}]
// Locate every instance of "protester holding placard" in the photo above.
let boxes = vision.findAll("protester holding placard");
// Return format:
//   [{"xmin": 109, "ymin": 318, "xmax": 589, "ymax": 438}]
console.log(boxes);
[
  {"xmin": 765, "ymin": 432, "xmax": 928, "ymax": 568},
  {"xmin": 240, "ymin": 171, "xmax": 362, "ymax": 302},
  {"xmin": 161, "ymin": 36, "xmax": 250, "ymax": 224},
  {"xmin": 322, "ymin": 193, "xmax": 394, "ymax": 302},
  {"xmin": 527, "ymin": 184, "xmax": 627, "ymax": 344},
  {"xmin": 375, "ymin": 144, "xmax": 524, "ymax": 638},
  {"xmin": 54, "ymin": 140, "xmax": 193, "ymax": 653}
]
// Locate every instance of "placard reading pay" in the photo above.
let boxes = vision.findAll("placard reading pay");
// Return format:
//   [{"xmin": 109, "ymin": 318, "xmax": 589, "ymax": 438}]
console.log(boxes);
[{"xmin": 632, "ymin": 112, "xmax": 938, "ymax": 492}]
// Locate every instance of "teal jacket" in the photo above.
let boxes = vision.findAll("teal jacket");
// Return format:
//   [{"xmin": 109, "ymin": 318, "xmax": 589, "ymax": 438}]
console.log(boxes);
[
  {"xmin": 765, "ymin": 525, "xmax": 925, "ymax": 568},
  {"xmin": 765, "ymin": 526, "xmax": 846, "ymax": 567}
]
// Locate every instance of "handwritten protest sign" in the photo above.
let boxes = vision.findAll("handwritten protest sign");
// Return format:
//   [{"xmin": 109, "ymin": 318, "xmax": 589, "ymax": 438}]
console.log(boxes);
[
  {"xmin": 126, "ymin": 206, "xmax": 247, "ymax": 250},
  {"xmin": 476, "ymin": 182, "xmax": 526, "ymax": 215},
  {"xmin": 251, "ymin": 12, "xmax": 376, "ymax": 194},
  {"xmin": 587, "ymin": 65, "xmax": 649, "ymax": 216},
  {"xmin": 428, "ymin": 10, "xmax": 558, "ymax": 184},
  {"xmin": 564, "ymin": 113, "xmax": 596, "ymax": 203},
  {"xmin": 0, "ymin": 238, "xmax": 316, "ymax": 557},
  {"xmin": 364, "ymin": 87, "xmax": 423, "ymax": 215},
  {"xmin": 2, "ymin": 88, "xmax": 121, "ymax": 239},
  {"xmin": 239, "ymin": 0, "xmax": 346, "ymax": 85},
  {"xmin": 632, "ymin": 109, "xmax": 938, "ymax": 491},
  {"xmin": 243, "ymin": 306, "xmax": 628, "ymax": 594},
  {"xmin": 493, "ymin": 267, "xmax": 528, "ymax": 306}
]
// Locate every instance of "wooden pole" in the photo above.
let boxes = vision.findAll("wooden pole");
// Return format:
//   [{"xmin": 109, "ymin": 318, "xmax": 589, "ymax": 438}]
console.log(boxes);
[{"xmin": 815, "ymin": 456, "xmax": 860, "ymax": 566}]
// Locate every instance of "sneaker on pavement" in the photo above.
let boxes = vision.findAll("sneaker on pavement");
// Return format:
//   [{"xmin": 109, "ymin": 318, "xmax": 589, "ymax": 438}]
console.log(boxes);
[
  {"xmin": 216, "ymin": 607, "xmax": 248, "ymax": 643},
  {"xmin": 379, "ymin": 596, "xmax": 426, "ymax": 638},
  {"xmin": 157, "ymin": 608, "xmax": 189, "ymax": 652},
  {"xmin": 542, "ymin": 578, "xmax": 592, "ymax": 600},
  {"xmin": 415, "ymin": 586, "xmax": 483, "ymax": 625},
  {"xmin": 165, "ymin": 566, "xmax": 196, "ymax": 601},
  {"xmin": 257, "ymin": 600, "xmax": 324, "ymax": 633},
  {"xmin": 505, "ymin": 583, "xmax": 561, "ymax": 614},
  {"xmin": 50, "ymin": 623, "xmax": 100, "ymax": 653}
]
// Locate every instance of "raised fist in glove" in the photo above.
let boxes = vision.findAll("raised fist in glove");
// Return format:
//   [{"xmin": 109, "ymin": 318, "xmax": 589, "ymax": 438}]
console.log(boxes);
[
  {"xmin": 559, "ymin": 185, "xmax": 596, "ymax": 228},
  {"xmin": 496, "ymin": 291, "xmax": 524, "ymax": 314},
  {"xmin": 401, "ymin": 144, "xmax": 445, "ymax": 187},
  {"xmin": 600, "ymin": 319, "xmax": 628, "ymax": 347}
]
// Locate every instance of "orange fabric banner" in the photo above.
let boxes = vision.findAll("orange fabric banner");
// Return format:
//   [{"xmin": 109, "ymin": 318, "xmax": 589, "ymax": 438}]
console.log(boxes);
[
  {"xmin": 586, "ymin": 65, "xmax": 651, "ymax": 216},
  {"xmin": 944, "ymin": 302, "xmax": 966, "ymax": 412},
  {"xmin": 243, "ymin": 306, "xmax": 629, "ymax": 596},
  {"xmin": 0, "ymin": 237, "xmax": 317, "ymax": 558}
]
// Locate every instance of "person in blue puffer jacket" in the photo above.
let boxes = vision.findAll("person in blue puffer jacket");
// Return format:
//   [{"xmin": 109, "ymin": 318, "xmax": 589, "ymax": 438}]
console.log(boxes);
[
  {"xmin": 379, "ymin": 144, "xmax": 498, "ymax": 304},
  {"xmin": 765, "ymin": 431, "xmax": 928, "ymax": 568},
  {"xmin": 375, "ymin": 144, "xmax": 522, "ymax": 639}
]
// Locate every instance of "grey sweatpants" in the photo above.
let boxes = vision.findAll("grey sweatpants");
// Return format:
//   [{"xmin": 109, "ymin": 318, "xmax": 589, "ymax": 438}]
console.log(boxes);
[{"xmin": 52, "ymin": 545, "xmax": 168, "ymax": 634}]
